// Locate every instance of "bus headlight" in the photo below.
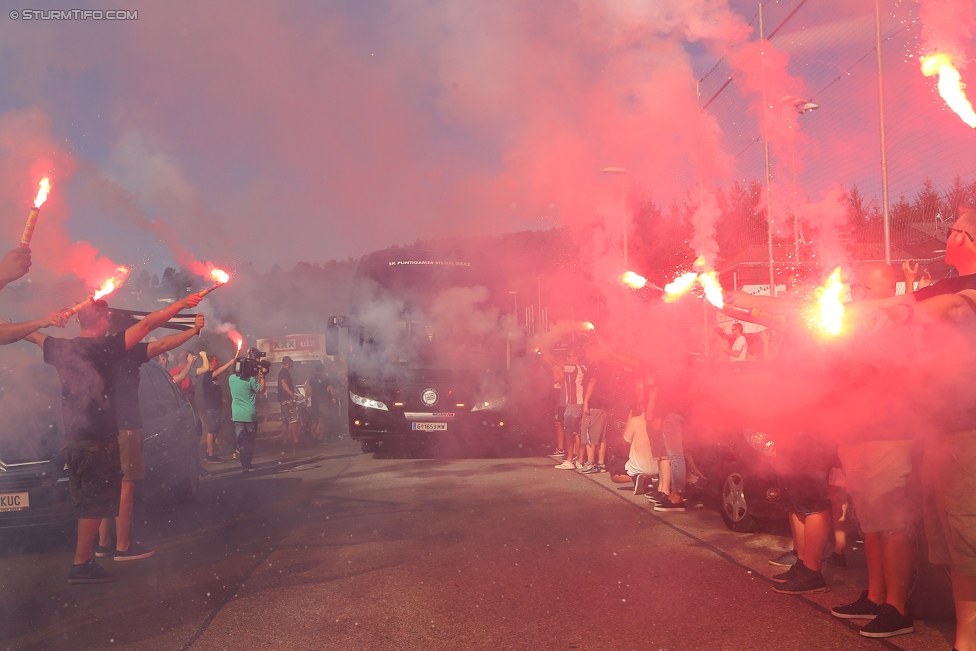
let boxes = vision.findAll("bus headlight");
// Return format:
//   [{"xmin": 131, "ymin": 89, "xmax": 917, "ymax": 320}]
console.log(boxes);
[
  {"xmin": 471, "ymin": 397, "xmax": 507, "ymax": 412},
  {"xmin": 349, "ymin": 391, "xmax": 389, "ymax": 411}
]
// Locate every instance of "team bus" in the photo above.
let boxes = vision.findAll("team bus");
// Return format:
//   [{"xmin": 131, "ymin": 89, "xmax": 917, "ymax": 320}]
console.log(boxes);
[{"xmin": 326, "ymin": 247, "xmax": 542, "ymax": 453}]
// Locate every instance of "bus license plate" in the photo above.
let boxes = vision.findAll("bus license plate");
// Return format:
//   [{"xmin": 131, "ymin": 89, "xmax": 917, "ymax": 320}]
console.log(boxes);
[
  {"xmin": 0, "ymin": 492, "xmax": 29, "ymax": 512},
  {"xmin": 412, "ymin": 422, "xmax": 447, "ymax": 431}
]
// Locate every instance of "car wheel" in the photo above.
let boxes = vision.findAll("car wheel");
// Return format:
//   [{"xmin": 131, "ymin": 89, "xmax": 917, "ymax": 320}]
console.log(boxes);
[
  {"xmin": 174, "ymin": 444, "xmax": 200, "ymax": 504},
  {"xmin": 361, "ymin": 440, "xmax": 380, "ymax": 454},
  {"xmin": 720, "ymin": 468, "xmax": 759, "ymax": 533}
]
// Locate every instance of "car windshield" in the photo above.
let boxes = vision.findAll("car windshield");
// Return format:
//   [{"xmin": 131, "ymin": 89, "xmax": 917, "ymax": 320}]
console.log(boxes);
[{"xmin": 0, "ymin": 363, "xmax": 63, "ymax": 463}]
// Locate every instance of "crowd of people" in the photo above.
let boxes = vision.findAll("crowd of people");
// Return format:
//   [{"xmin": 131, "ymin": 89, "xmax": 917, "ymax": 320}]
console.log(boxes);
[
  {"xmin": 0, "ymin": 245, "xmax": 347, "ymax": 587},
  {"xmin": 539, "ymin": 207, "xmax": 976, "ymax": 649}
]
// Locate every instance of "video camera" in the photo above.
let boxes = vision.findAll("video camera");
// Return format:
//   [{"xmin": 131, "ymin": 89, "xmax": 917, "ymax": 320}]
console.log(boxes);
[{"xmin": 236, "ymin": 347, "xmax": 271, "ymax": 379}]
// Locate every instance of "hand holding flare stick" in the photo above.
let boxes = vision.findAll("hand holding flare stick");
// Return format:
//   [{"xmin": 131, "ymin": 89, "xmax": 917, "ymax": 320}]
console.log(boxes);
[{"xmin": 21, "ymin": 178, "xmax": 51, "ymax": 248}]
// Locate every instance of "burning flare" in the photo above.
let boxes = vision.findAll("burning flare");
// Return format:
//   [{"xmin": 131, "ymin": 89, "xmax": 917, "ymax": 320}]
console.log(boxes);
[
  {"xmin": 21, "ymin": 177, "xmax": 52, "ymax": 247},
  {"xmin": 663, "ymin": 272, "xmax": 698, "ymax": 303},
  {"xmin": 814, "ymin": 267, "xmax": 845, "ymax": 336},
  {"xmin": 236, "ymin": 338, "xmax": 244, "ymax": 353},
  {"xmin": 93, "ymin": 266, "xmax": 131, "ymax": 300},
  {"xmin": 921, "ymin": 53, "xmax": 976, "ymax": 128},
  {"xmin": 199, "ymin": 266, "xmax": 232, "ymax": 297},
  {"xmin": 620, "ymin": 271, "xmax": 647, "ymax": 290},
  {"xmin": 62, "ymin": 266, "xmax": 131, "ymax": 319},
  {"xmin": 34, "ymin": 177, "xmax": 51, "ymax": 208},
  {"xmin": 698, "ymin": 271, "xmax": 724, "ymax": 309}
]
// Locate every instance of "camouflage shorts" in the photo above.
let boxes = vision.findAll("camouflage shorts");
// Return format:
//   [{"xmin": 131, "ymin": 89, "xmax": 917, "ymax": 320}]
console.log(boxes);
[{"xmin": 64, "ymin": 440, "xmax": 123, "ymax": 519}]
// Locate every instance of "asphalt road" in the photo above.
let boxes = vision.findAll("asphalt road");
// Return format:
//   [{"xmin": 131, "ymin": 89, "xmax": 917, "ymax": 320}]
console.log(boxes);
[{"xmin": 0, "ymin": 439, "xmax": 956, "ymax": 650}]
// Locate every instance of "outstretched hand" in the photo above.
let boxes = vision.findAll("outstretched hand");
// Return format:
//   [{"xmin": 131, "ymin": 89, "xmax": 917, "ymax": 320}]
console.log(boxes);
[
  {"xmin": 182, "ymin": 293, "xmax": 203, "ymax": 309},
  {"xmin": 41, "ymin": 310, "xmax": 66, "ymax": 329},
  {"xmin": 902, "ymin": 259, "xmax": 918, "ymax": 285},
  {"xmin": 0, "ymin": 247, "xmax": 31, "ymax": 286}
]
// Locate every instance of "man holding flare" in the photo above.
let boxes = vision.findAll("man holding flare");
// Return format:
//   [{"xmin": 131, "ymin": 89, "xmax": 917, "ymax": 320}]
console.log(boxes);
[{"xmin": 22, "ymin": 292, "xmax": 206, "ymax": 584}]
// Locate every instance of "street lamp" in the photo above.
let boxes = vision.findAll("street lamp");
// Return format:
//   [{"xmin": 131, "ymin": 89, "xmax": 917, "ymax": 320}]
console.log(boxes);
[{"xmin": 602, "ymin": 167, "xmax": 627, "ymax": 266}]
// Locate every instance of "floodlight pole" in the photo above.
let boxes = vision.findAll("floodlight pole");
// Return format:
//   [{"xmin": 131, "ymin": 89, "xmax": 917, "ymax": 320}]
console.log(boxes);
[
  {"xmin": 759, "ymin": 2, "xmax": 777, "ymax": 297},
  {"xmin": 875, "ymin": 0, "xmax": 892, "ymax": 265}
]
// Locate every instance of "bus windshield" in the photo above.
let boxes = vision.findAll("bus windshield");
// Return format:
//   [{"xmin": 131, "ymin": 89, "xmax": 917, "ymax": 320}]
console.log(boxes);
[{"xmin": 349, "ymin": 254, "xmax": 513, "ymax": 371}]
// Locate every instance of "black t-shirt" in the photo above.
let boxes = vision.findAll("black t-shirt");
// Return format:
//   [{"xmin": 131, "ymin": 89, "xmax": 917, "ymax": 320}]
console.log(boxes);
[
  {"xmin": 114, "ymin": 342, "xmax": 150, "ymax": 430},
  {"xmin": 307, "ymin": 375, "xmax": 334, "ymax": 410},
  {"xmin": 44, "ymin": 333, "xmax": 127, "ymax": 442},
  {"xmin": 585, "ymin": 365, "xmax": 613, "ymax": 411},
  {"xmin": 277, "ymin": 367, "xmax": 294, "ymax": 402},
  {"xmin": 200, "ymin": 370, "xmax": 223, "ymax": 410},
  {"xmin": 913, "ymin": 272, "xmax": 976, "ymax": 301}
]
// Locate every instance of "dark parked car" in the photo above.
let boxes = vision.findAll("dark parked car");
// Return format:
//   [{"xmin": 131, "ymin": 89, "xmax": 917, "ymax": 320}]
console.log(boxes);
[
  {"xmin": 685, "ymin": 361, "xmax": 794, "ymax": 532},
  {"xmin": 0, "ymin": 361, "xmax": 200, "ymax": 529}
]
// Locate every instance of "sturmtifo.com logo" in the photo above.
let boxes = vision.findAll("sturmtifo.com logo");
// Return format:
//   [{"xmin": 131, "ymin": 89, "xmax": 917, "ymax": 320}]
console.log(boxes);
[
  {"xmin": 9, "ymin": 9, "xmax": 138, "ymax": 20},
  {"xmin": 421, "ymin": 388, "xmax": 439, "ymax": 407}
]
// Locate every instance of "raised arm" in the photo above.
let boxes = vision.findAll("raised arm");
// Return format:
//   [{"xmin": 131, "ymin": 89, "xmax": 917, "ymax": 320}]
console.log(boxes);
[
  {"xmin": 0, "ymin": 310, "xmax": 65, "ymax": 345},
  {"xmin": 196, "ymin": 351, "xmax": 210, "ymax": 376},
  {"xmin": 147, "ymin": 314, "xmax": 204, "ymax": 359},
  {"xmin": 171, "ymin": 354, "xmax": 196, "ymax": 384},
  {"xmin": 213, "ymin": 356, "xmax": 237, "ymax": 378},
  {"xmin": 0, "ymin": 247, "xmax": 32, "ymax": 292},
  {"xmin": 124, "ymin": 293, "xmax": 202, "ymax": 351}
]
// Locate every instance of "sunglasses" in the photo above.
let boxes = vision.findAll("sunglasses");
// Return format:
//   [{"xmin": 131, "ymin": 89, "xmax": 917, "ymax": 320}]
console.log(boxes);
[{"xmin": 947, "ymin": 227, "xmax": 975, "ymax": 243}]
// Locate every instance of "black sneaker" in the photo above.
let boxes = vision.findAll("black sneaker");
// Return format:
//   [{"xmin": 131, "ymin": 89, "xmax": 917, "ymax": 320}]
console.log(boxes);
[
  {"xmin": 772, "ymin": 563, "xmax": 802, "ymax": 583},
  {"xmin": 824, "ymin": 552, "xmax": 847, "ymax": 569},
  {"xmin": 205, "ymin": 455, "xmax": 223, "ymax": 463},
  {"xmin": 580, "ymin": 464, "xmax": 602, "ymax": 474},
  {"xmin": 68, "ymin": 559, "xmax": 115, "ymax": 584},
  {"xmin": 772, "ymin": 564, "xmax": 826, "ymax": 594},
  {"xmin": 769, "ymin": 550, "xmax": 798, "ymax": 567},
  {"xmin": 654, "ymin": 500, "xmax": 686, "ymax": 512},
  {"xmin": 859, "ymin": 604, "xmax": 913, "ymax": 638},
  {"xmin": 831, "ymin": 591, "xmax": 880, "ymax": 619},
  {"xmin": 114, "ymin": 542, "xmax": 155, "ymax": 561},
  {"xmin": 647, "ymin": 491, "xmax": 669, "ymax": 505},
  {"xmin": 94, "ymin": 544, "xmax": 115, "ymax": 558}
]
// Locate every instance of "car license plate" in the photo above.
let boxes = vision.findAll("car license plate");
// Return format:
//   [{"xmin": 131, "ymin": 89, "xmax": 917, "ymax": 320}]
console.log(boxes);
[
  {"xmin": 0, "ymin": 492, "xmax": 29, "ymax": 512},
  {"xmin": 412, "ymin": 422, "xmax": 447, "ymax": 431}
]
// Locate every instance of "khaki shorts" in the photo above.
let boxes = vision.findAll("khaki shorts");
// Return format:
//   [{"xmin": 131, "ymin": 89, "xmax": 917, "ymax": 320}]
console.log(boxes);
[
  {"xmin": 924, "ymin": 430, "xmax": 976, "ymax": 575},
  {"xmin": 838, "ymin": 440, "xmax": 913, "ymax": 533},
  {"xmin": 581, "ymin": 409, "xmax": 608, "ymax": 446},
  {"xmin": 65, "ymin": 439, "xmax": 122, "ymax": 519},
  {"xmin": 118, "ymin": 429, "xmax": 145, "ymax": 481}
]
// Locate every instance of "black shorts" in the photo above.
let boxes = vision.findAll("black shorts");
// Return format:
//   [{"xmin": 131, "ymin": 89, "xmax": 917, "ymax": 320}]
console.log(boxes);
[
  {"xmin": 205, "ymin": 407, "xmax": 223, "ymax": 435},
  {"xmin": 782, "ymin": 438, "xmax": 834, "ymax": 515},
  {"xmin": 606, "ymin": 455, "xmax": 627, "ymax": 477},
  {"xmin": 64, "ymin": 439, "xmax": 123, "ymax": 519}
]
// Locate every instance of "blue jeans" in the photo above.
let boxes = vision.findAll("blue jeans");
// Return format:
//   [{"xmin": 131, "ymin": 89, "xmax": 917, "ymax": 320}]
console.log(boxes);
[
  {"xmin": 663, "ymin": 413, "xmax": 685, "ymax": 494},
  {"xmin": 234, "ymin": 421, "xmax": 257, "ymax": 468}
]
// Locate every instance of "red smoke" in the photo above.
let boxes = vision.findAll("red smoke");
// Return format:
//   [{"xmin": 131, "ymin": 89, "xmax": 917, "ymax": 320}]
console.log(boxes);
[{"xmin": 0, "ymin": 109, "xmax": 129, "ymax": 291}]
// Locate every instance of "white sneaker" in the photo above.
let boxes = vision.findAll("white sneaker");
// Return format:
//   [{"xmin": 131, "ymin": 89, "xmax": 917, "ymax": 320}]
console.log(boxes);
[{"xmin": 554, "ymin": 460, "xmax": 576, "ymax": 470}]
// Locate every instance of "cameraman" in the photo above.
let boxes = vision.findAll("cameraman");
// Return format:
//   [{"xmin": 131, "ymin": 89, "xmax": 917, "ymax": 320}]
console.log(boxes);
[{"xmin": 229, "ymin": 350, "xmax": 267, "ymax": 472}]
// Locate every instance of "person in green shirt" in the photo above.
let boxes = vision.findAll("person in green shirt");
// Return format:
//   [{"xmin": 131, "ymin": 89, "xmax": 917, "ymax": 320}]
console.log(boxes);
[{"xmin": 228, "ymin": 363, "xmax": 266, "ymax": 472}]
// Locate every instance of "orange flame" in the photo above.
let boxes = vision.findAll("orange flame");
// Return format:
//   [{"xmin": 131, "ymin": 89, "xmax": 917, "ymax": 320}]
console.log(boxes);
[
  {"xmin": 209, "ymin": 267, "xmax": 230, "ymax": 284},
  {"xmin": 663, "ymin": 272, "xmax": 698, "ymax": 303},
  {"xmin": 921, "ymin": 53, "xmax": 976, "ymax": 128},
  {"xmin": 236, "ymin": 338, "xmax": 243, "ymax": 352},
  {"xmin": 582, "ymin": 321, "xmax": 595, "ymax": 330},
  {"xmin": 698, "ymin": 271, "xmax": 724, "ymax": 309},
  {"xmin": 813, "ymin": 267, "xmax": 845, "ymax": 336},
  {"xmin": 93, "ymin": 266, "xmax": 130, "ymax": 300},
  {"xmin": 33, "ymin": 177, "xmax": 51, "ymax": 208},
  {"xmin": 620, "ymin": 271, "xmax": 647, "ymax": 289}
]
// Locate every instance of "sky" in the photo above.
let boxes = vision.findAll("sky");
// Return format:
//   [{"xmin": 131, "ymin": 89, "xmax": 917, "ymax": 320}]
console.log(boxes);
[{"xmin": 0, "ymin": 0, "xmax": 974, "ymax": 286}]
